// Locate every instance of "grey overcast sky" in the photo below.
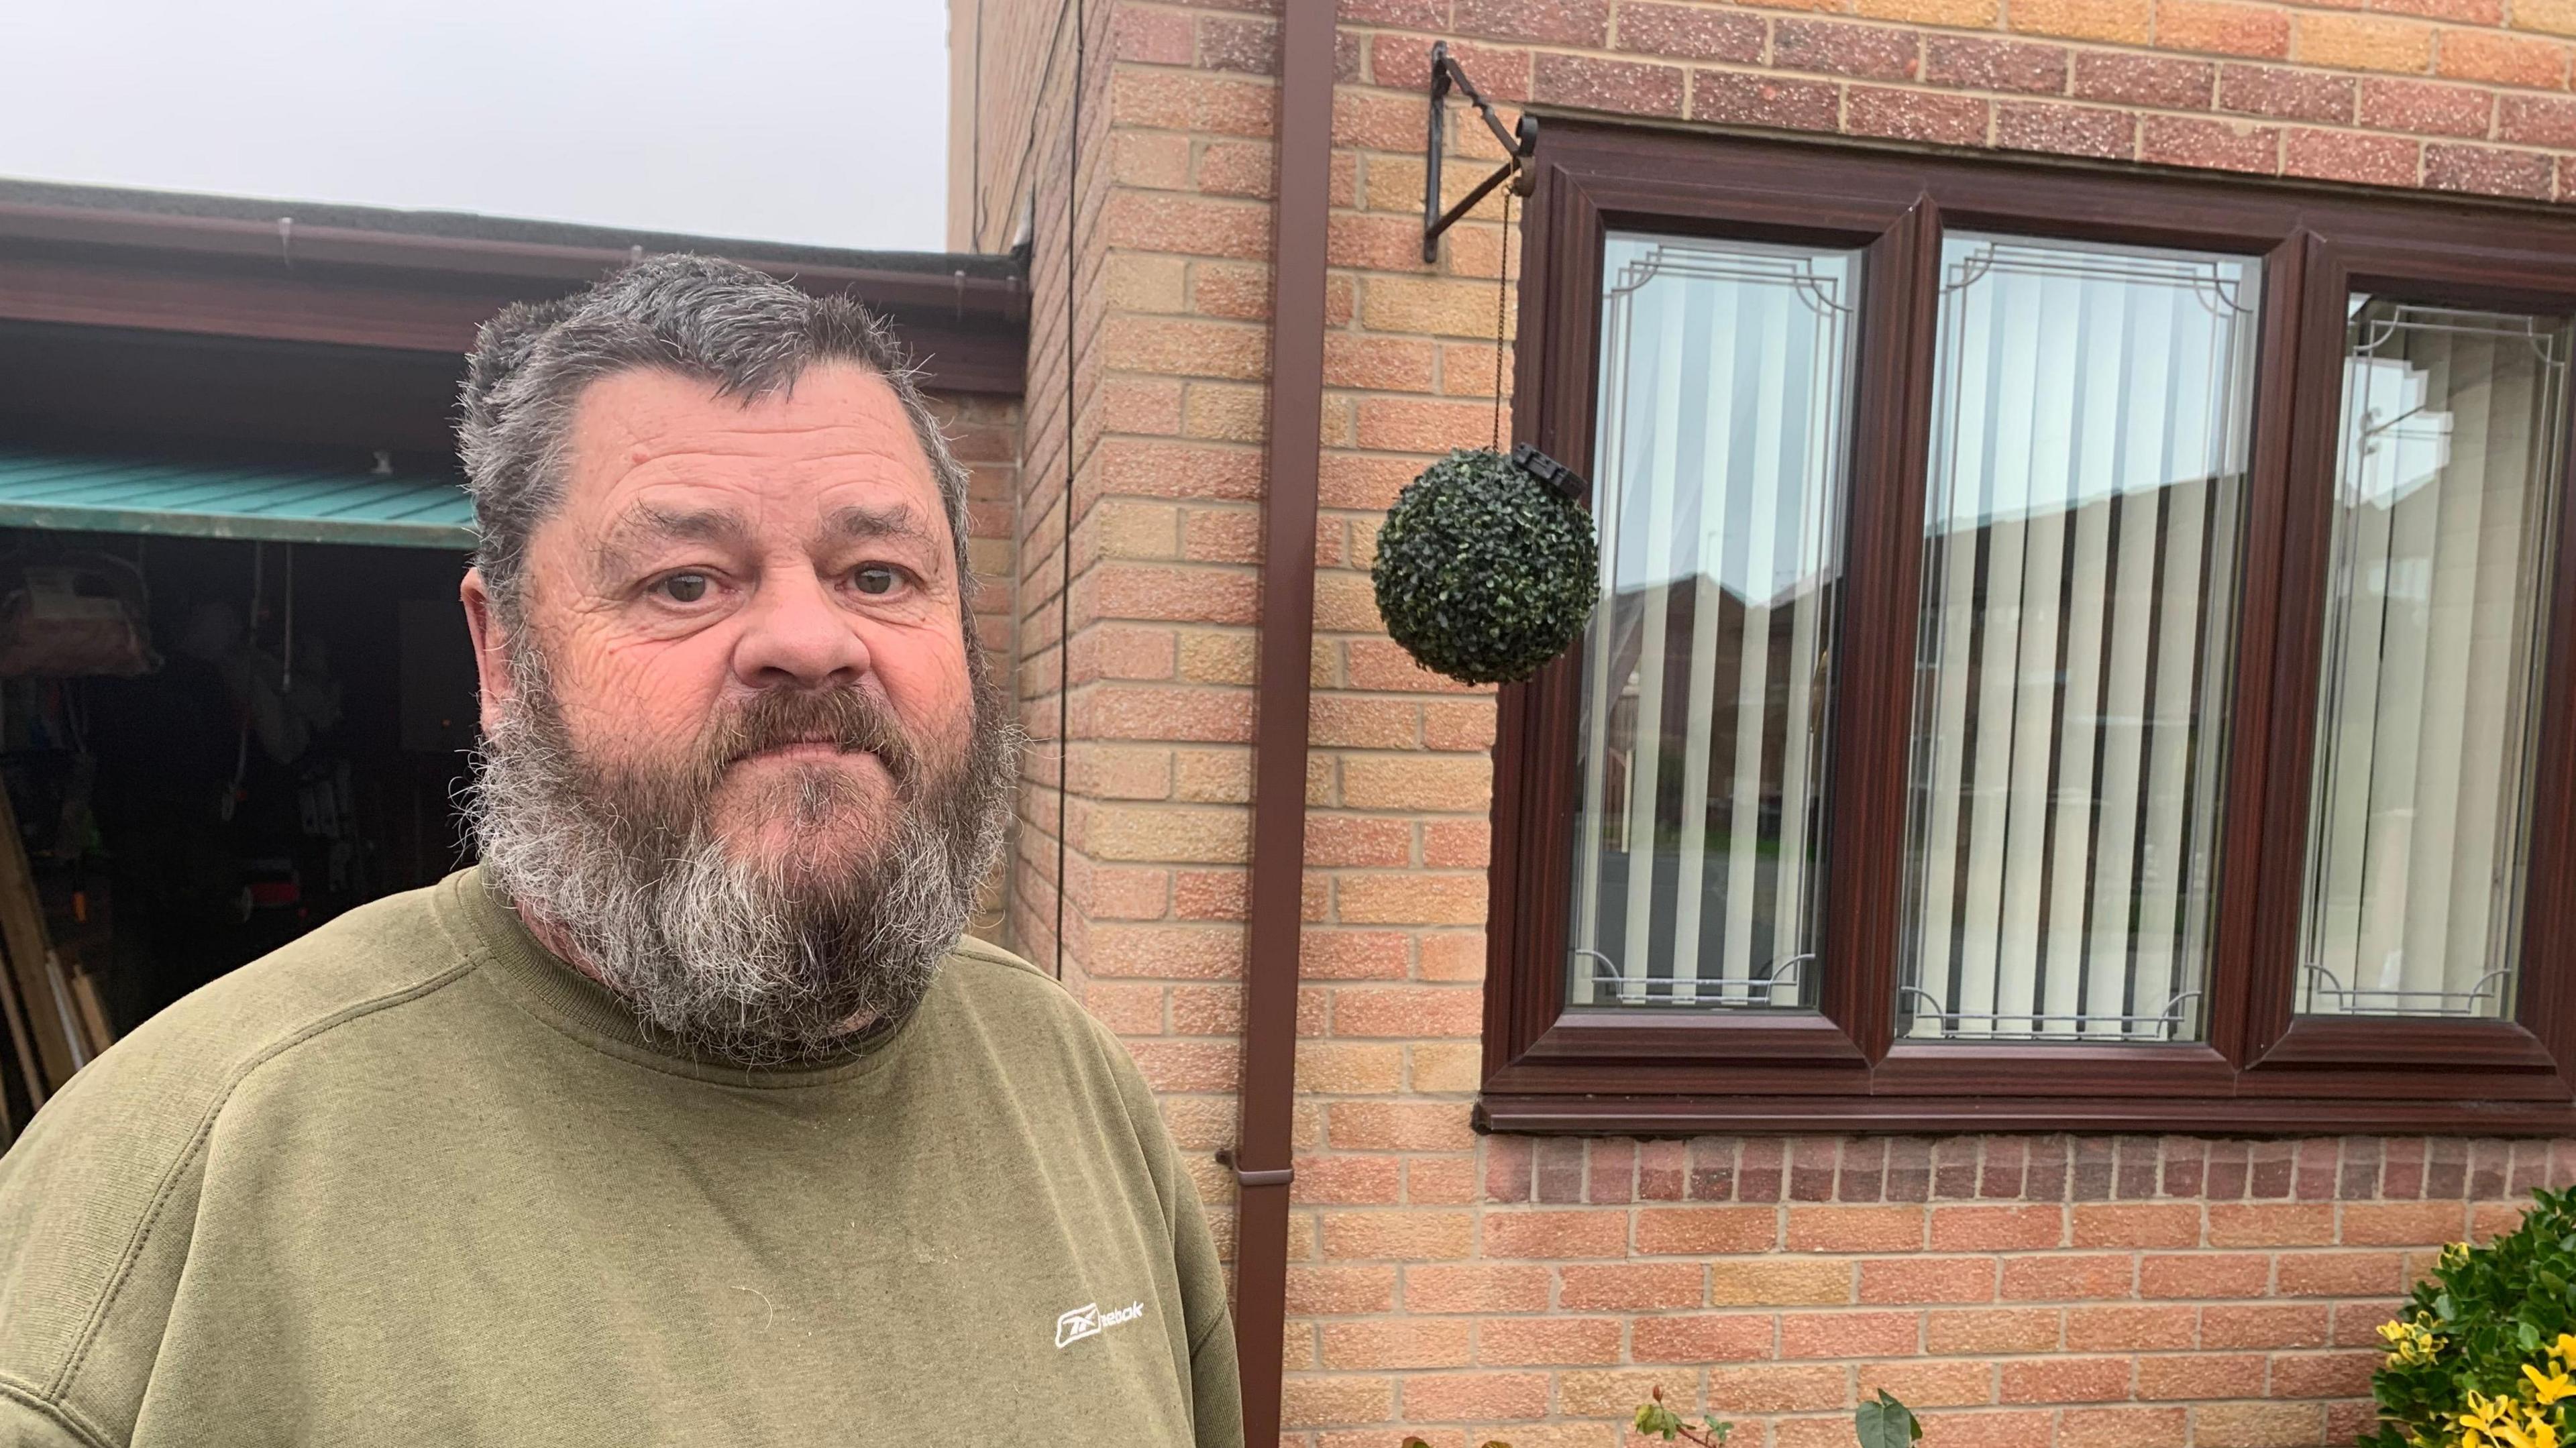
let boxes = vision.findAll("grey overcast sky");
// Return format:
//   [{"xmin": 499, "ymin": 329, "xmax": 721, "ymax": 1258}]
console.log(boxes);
[{"xmin": 0, "ymin": 0, "xmax": 952, "ymax": 253}]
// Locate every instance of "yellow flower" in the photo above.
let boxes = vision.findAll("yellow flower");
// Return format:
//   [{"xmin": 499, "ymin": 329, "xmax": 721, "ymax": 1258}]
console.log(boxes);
[
  {"xmin": 2554, "ymin": 1334, "xmax": 2576, "ymax": 1367},
  {"xmin": 2525, "ymin": 1362, "xmax": 2576, "ymax": 1406},
  {"xmin": 2441, "ymin": 1241, "xmax": 2474, "ymax": 1269},
  {"xmin": 2456, "ymin": 1394, "xmax": 2564, "ymax": 1448},
  {"xmin": 2378, "ymin": 1317, "xmax": 2443, "ymax": 1367}
]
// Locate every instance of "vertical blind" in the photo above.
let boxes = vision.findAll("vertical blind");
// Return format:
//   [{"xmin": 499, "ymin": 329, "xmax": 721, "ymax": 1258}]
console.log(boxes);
[
  {"xmin": 2297, "ymin": 302, "xmax": 2574, "ymax": 1018},
  {"xmin": 1900, "ymin": 237, "xmax": 2262, "ymax": 1041},
  {"xmin": 1566, "ymin": 234, "xmax": 1860, "ymax": 1009}
]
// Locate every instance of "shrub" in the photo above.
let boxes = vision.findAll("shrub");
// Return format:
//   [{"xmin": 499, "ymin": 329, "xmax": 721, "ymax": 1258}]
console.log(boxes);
[
  {"xmin": 2363, "ymin": 1184, "xmax": 2576, "ymax": 1448},
  {"xmin": 1370, "ymin": 446, "xmax": 1597, "ymax": 686}
]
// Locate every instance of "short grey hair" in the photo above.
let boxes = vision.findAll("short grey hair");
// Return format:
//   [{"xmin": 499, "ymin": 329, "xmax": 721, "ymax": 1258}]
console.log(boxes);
[{"xmin": 457, "ymin": 253, "xmax": 975, "ymax": 624}]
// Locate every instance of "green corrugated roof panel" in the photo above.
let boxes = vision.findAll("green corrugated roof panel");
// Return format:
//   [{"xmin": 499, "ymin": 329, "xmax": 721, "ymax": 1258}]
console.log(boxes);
[{"xmin": 0, "ymin": 447, "xmax": 476, "ymax": 549}]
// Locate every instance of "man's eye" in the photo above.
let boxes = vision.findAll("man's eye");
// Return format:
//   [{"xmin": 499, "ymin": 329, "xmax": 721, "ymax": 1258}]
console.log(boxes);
[
  {"xmin": 853, "ymin": 565, "xmax": 903, "ymax": 596},
  {"xmin": 656, "ymin": 573, "xmax": 711, "ymax": 604}
]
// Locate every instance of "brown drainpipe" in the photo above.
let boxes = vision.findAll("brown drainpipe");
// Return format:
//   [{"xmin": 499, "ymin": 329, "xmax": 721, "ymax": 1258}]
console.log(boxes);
[{"xmin": 1228, "ymin": 0, "xmax": 1333, "ymax": 1439}]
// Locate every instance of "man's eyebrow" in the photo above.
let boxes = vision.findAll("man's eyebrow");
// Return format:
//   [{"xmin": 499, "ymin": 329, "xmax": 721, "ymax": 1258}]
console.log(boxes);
[
  {"xmin": 826, "ymin": 504, "xmax": 942, "ymax": 552},
  {"xmin": 591, "ymin": 502, "xmax": 748, "ymax": 579}
]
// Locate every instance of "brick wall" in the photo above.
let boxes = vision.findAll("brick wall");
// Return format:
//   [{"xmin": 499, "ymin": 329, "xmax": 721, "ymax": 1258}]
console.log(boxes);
[
  {"xmin": 954, "ymin": 0, "xmax": 2576, "ymax": 1442},
  {"xmin": 926, "ymin": 388, "xmax": 1022, "ymax": 934}
]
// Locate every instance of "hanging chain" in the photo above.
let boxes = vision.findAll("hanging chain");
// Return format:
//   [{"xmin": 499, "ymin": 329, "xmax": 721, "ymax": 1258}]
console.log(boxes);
[{"xmin": 1491, "ymin": 183, "xmax": 1513, "ymax": 451}]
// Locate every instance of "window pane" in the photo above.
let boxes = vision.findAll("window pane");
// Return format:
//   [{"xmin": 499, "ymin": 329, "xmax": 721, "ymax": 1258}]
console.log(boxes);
[
  {"xmin": 1900, "ymin": 235, "xmax": 2261, "ymax": 1042},
  {"xmin": 2297, "ymin": 301, "xmax": 2573, "ymax": 1019},
  {"xmin": 1566, "ymin": 234, "xmax": 1860, "ymax": 1010}
]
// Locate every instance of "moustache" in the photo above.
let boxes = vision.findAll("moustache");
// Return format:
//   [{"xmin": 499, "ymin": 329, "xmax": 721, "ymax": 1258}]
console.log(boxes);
[{"xmin": 703, "ymin": 687, "xmax": 922, "ymax": 791}]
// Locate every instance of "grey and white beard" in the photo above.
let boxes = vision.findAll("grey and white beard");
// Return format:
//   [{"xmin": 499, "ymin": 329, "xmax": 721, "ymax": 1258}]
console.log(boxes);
[{"xmin": 464, "ymin": 640, "xmax": 1015, "ymax": 1067}]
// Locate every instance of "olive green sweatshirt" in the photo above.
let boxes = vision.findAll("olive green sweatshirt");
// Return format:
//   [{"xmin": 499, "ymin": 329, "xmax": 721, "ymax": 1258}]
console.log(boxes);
[{"xmin": 0, "ymin": 870, "xmax": 1242, "ymax": 1447}]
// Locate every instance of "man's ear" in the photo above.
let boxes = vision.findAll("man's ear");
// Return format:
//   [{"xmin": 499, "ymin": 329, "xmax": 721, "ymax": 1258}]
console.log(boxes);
[{"xmin": 460, "ymin": 567, "xmax": 514, "ymax": 736}]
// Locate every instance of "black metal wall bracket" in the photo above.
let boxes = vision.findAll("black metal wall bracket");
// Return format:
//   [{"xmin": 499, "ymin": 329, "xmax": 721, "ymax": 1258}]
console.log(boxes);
[{"xmin": 1422, "ymin": 40, "xmax": 1538, "ymax": 264}]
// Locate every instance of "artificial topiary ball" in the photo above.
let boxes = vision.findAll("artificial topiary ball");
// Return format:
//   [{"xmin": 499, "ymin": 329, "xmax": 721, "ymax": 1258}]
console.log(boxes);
[{"xmin": 1371, "ymin": 445, "xmax": 1599, "ymax": 685}]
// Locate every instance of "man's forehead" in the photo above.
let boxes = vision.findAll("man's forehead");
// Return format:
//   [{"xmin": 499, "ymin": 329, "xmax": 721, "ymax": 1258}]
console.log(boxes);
[{"xmin": 566, "ymin": 363, "xmax": 934, "ymax": 478}]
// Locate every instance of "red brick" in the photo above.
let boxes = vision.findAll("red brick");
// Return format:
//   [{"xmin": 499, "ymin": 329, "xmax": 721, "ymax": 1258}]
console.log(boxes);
[
  {"xmin": 1558, "ymin": 1262, "xmax": 1706, "ymax": 1310},
  {"xmin": 1403, "ymin": 1263, "xmax": 1550, "ymax": 1313},
  {"xmin": 1320, "ymin": 1210, "xmax": 1474, "ymax": 1261},
  {"xmin": 2357, "ymin": 76, "xmax": 2496, "ymax": 136},
  {"xmin": 2074, "ymin": 51, "xmax": 2216, "ymax": 107},
  {"xmin": 1862, "ymin": 1257, "xmax": 1995, "ymax": 1303},
  {"xmin": 1631, "ymin": 1313, "xmax": 1776, "ymax": 1363},
  {"xmin": 2379, "ymin": 0, "xmax": 2502, "ymax": 21},
  {"xmin": 2202, "ymin": 1302, "xmax": 2331, "ymax": 1348},
  {"xmin": 2135, "ymin": 1351, "xmax": 2266, "ymax": 1398},
  {"xmin": 1332, "ymin": 985, "xmax": 1481, "ymax": 1039},
  {"xmin": 1474, "ymin": 1315, "xmax": 1624, "ymax": 1366},
  {"xmin": 1925, "ymin": 35, "xmax": 2070, "ymax": 91},
  {"xmin": 2207, "ymin": 1204, "xmax": 2336, "ymax": 1247},
  {"xmin": 1286, "ymin": 1264, "xmax": 1395, "ymax": 1316},
  {"xmin": 2499, "ymin": 93, "xmax": 2576, "ymax": 146},
  {"xmin": 2342, "ymin": 1200, "xmax": 2469, "ymax": 1245},
  {"xmin": 1931, "ymin": 1206, "xmax": 2067, "ymax": 1251},
  {"xmin": 2073, "ymin": 1203, "xmax": 2203, "ymax": 1249},
  {"xmin": 1326, "ymin": 1101, "xmax": 1477, "ymax": 1152},
  {"xmin": 1321, "ymin": 1318, "xmax": 1472, "ymax": 1370},
  {"xmin": 2276, "ymin": 1249, "xmax": 2407, "ymax": 1296},
  {"xmin": 2436, "ymin": 30, "xmax": 2570, "ymax": 89},
  {"xmin": 1715, "ymin": 1258, "xmax": 1859, "ymax": 1305},
  {"xmin": 1532, "ymin": 51, "xmax": 1686, "ymax": 115},
  {"xmin": 1279, "ymin": 1375, "xmax": 1391, "ymax": 1429},
  {"xmin": 2000, "ymin": 1254, "xmax": 2134, "ymax": 1300},
  {"xmin": 1636, "ymin": 1206, "xmax": 1780, "ymax": 1255},
  {"xmin": 2141, "ymin": 1251, "xmax": 2272, "ymax": 1298},
  {"xmin": 1453, "ymin": 0, "xmax": 1609, "ymax": 46},
  {"xmin": 2140, "ymin": 114, "xmax": 2282, "ymax": 172},
  {"xmin": 2065, "ymin": 1304, "xmax": 2198, "ymax": 1350},
  {"xmin": 2283, "ymin": 127, "xmax": 2422, "ymax": 183},
  {"xmin": 1781, "ymin": 1310, "xmax": 1920, "ymax": 1359},
  {"xmin": 1787, "ymin": 1205, "xmax": 1925, "ymax": 1253},
  {"xmin": 1705, "ymin": 1364, "xmax": 1851, "ymax": 1412},
  {"xmin": 1927, "ymin": 1306, "xmax": 2061, "ymax": 1353},
  {"xmin": 1857, "ymin": 1358, "xmax": 1995, "ymax": 1407},
  {"xmin": 2159, "ymin": 0, "xmax": 2292, "ymax": 55},
  {"xmin": 1617, "ymin": 1, "xmax": 1767, "ymax": 62},
  {"xmin": 1368, "ymin": 35, "xmax": 1532, "ymax": 99},
  {"xmin": 2219, "ymin": 63, "xmax": 2357, "ymax": 121},
  {"xmin": 2061, "ymin": 1406, "xmax": 2190, "ymax": 1448},
  {"xmin": 2425, "ymin": 140, "xmax": 2557, "ymax": 197},
  {"xmin": 1776, "ymin": 19, "xmax": 1925, "ymax": 80},
  {"xmin": 1479, "ymin": 1208, "xmax": 1627, "ymax": 1260},
  {"xmin": 1996, "ymin": 101, "xmax": 2138, "ymax": 157},
  {"xmin": 1845, "ymin": 86, "xmax": 1990, "ymax": 144},
  {"xmin": 2196, "ymin": 1401, "xmax": 2330, "ymax": 1447},
  {"xmin": 2000, "ymin": 1355, "xmax": 2132, "ymax": 1403},
  {"xmin": 2270, "ymin": 1349, "xmax": 2379, "ymax": 1398},
  {"xmin": 1114, "ymin": 5, "xmax": 1195, "ymax": 64},
  {"xmin": 1397, "ymin": 1370, "xmax": 1550, "ymax": 1423},
  {"xmin": 1690, "ymin": 70, "xmax": 1844, "ymax": 131},
  {"xmin": 1197, "ymin": 15, "xmax": 1278, "ymax": 74}
]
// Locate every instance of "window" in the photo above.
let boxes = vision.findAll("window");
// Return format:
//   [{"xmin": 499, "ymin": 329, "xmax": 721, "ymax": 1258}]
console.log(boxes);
[{"xmin": 1484, "ymin": 125, "xmax": 2576, "ymax": 1133}]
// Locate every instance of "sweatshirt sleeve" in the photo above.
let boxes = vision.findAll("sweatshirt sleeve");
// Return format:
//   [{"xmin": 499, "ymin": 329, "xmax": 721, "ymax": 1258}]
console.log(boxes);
[
  {"xmin": 0, "ymin": 1382, "xmax": 109, "ymax": 1447},
  {"xmin": 1170, "ymin": 1168, "xmax": 1244, "ymax": 1448}
]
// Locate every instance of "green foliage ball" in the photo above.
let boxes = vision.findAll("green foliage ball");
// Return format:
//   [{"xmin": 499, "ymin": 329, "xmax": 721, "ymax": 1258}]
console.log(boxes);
[
  {"xmin": 1371, "ymin": 447, "xmax": 1598, "ymax": 686},
  {"xmin": 2361, "ymin": 1183, "xmax": 2576, "ymax": 1448}
]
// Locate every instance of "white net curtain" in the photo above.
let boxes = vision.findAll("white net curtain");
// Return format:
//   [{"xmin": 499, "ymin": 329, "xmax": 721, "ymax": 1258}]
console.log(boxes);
[
  {"xmin": 2296, "ymin": 302, "xmax": 2572, "ymax": 1019},
  {"xmin": 1566, "ymin": 234, "xmax": 1858, "ymax": 1009}
]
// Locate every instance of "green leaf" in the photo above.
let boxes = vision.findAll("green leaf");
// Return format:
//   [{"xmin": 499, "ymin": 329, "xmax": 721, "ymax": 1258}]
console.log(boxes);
[{"xmin": 1856, "ymin": 1390, "xmax": 1923, "ymax": 1448}]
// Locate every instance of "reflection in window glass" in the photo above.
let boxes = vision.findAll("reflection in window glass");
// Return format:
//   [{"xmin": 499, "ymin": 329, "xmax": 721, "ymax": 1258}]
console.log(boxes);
[
  {"xmin": 2298, "ymin": 300, "xmax": 2573, "ymax": 1019},
  {"xmin": 1566, "ymin": 234, "xmax": 1860, "ymax": 1011},
  {"xmin": 1901, "ymin": 235, "xmax": 2261, "ymax": 1042}
]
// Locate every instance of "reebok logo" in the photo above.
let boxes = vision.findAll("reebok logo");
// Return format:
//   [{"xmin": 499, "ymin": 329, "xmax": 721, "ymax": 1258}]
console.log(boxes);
[{"xmin": 1053, "ymin": 1300, "xmax": 1145, "ymax": 1349}]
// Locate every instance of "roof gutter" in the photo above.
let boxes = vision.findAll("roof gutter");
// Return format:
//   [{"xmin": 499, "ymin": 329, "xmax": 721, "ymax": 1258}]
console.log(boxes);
[
  {"xmin": 1228, "ymin": 0, "xmax": 1333, "ymax": 1440},
  {"xmin": 0, "ymin": 201, "xmax": 1028, "ymax": 320}
]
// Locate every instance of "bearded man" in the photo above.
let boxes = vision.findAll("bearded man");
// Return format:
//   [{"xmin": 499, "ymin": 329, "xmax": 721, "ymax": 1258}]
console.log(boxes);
[{"xmin": 0, "ymin": 257, "xmax": 1242, "ymax": 1448}]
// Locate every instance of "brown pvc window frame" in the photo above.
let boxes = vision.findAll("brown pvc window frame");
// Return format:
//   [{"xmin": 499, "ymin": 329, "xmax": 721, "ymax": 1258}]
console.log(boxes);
[{"xmin": 1481, "ymin": 121, "xmax": 2576, "ymax": 1137}]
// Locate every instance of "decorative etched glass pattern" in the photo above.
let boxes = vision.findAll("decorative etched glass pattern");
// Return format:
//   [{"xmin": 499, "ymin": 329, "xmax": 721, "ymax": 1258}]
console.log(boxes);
[
  {"xmin": 1901, "ymin": 236, "xmax": 2262, "ymax": 1042},
  {"xmin": 2297, "ymin": 300, "xmax": 2573, "ymax": 1019},
  {"xmin": 1566, "ymin": 234, "xmax": 1860, "ymax": 1010}
]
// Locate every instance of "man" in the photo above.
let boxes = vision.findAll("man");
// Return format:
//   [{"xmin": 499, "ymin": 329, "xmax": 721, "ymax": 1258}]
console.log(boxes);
[{"xmin": 0, "ymin": 256, "xmax": 1242, "ymax": 1447}]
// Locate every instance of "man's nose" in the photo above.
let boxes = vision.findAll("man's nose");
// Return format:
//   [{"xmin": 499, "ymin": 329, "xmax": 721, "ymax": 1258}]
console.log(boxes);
[{"xmin": 731, "ymin": 572, "xmax": 871, "ymax": 689}]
